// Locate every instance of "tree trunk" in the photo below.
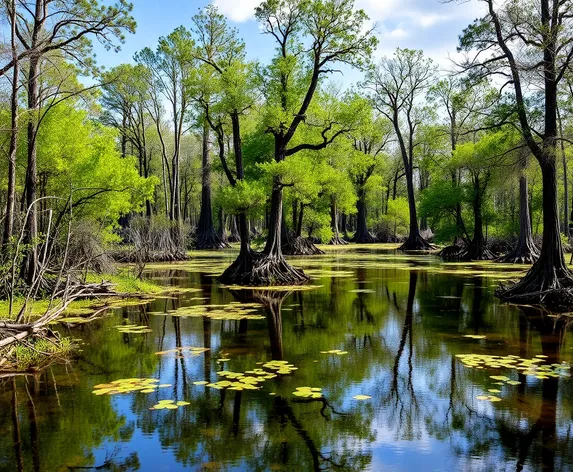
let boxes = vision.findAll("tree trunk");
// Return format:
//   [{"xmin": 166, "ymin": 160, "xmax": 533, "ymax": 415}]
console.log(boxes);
[
  {"xmin": 219, "ymin": 112, "xmax": 261, "ymax": 284},
  {"xmin": 352, "ymin": 184, "xmax": 376, "ymax": 243},
  {"xmin": 282, "ymin": 203, "xmax": 324, "ymax": 256},
  {"xmin": 498, "ymin": 156, "xmax": 573, "ymax": 309},
  {"xmin": 329, "ymin": 198, "xmax": 347, "ymax": 245},
  {"xmin": 499, "ymin": 174, "xmax": 539, "ymax": 263},
  {"xmin": 217, "ymin": 207, "xmax": 228, "ymax": 243},
  {"xmin": 3, "ymin": 2, "xmax": 18, "ymax": 250},
  {"xmin": 195, "ymin": 121, "xmax": 228, "ymax": 250},
  {"xmin": 22, "ymin": 54, "xmax": 40, "ymax": 284},
  {"xmin": 463, "ymin": 175, "xmax": 495, "ymax": 261},
  {"xmin": 558, "ymin": 106, "xmax": 569, "ymax": 237},
  {"xmin": 399, "ymin": 164, "xmax": 433, "ymax": 250}
]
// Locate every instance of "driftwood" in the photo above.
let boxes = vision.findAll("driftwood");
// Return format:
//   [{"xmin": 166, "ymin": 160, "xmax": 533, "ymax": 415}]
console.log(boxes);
[{"xmin": 0, "ymin": 281, "xmax": 117, "ymax": 352}]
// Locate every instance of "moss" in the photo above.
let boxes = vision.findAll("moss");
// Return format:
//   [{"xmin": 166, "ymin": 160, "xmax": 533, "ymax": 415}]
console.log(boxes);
[
  {"xmin": 0, "ymin": 298, "xmax": 98, "ymax": 320},
  {"xmin": 84, "ymin": 271, "xmax": 163, "ymax": 295},
  {"xmin": 2, "ymin": 337, "xmax": 76, "ymax": 371},
  {"xmin": 0, "ymin": 272, "xmax": 162, "ymax": 321}
]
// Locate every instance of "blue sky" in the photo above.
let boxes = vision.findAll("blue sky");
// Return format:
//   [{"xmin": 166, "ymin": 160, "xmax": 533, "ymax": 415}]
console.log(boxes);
[{"xmin": 94, "ymin": 0, "xmax": 486, "ymax": 84}]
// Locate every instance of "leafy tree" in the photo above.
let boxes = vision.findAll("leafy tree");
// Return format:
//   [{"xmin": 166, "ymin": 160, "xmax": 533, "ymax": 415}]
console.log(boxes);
[
  {"xmin": 367, "ymin": 49, "xmax": 435, "ymax": 250},
  {"xmin": 134, "ymin": 27, "xmax": 195, "ymax": 233},
  {"xmin": 8, "ymin": 0, "xmax": 135, "ymax": 282},
  {"xmin": 455, "ymin": 0, "xmax": 573, "ymax": 306},
  {"xmin": 346, "ymin": 101, "xmax": 392, "ymax": 243},
  {"xmin": 248, "ymin": 0, "xmax": 377, "ymax": 284},
  {"xmin": 191, "ymin": 5, "xmax": 261, "ymax": 276}
]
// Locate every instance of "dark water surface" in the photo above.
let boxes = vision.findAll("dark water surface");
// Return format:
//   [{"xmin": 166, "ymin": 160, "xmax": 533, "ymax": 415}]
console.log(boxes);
[{"xmin": 1, "ymin": 246, "xmax": 572, "ymax": 472}]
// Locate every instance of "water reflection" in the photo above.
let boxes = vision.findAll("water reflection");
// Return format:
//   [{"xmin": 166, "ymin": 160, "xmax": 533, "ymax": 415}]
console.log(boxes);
[{"xmin": 0, "ymin": 250, "xmax": 572, "ymax": 471}]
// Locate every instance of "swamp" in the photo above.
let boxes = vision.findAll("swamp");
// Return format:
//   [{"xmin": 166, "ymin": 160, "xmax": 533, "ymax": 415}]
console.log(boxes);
[
  {"xmin": 3, "ymin": 0, "xmax": 573, "ymax": 470},
  {"xmin": 1, "ymin": 245, "xmax": 572, "ymax": 471}
]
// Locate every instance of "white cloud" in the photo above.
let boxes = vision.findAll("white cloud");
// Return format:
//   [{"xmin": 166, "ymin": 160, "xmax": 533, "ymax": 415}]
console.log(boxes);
[
  {"xmin": 417, "ymin": 13, "xmax": 449, "ymax": 28},
  {"xmin": 389, "ymin": 27, "xmax": 408, "ymax": 39},
  {"xmin": 212, "ymin": 0, "xmax": 259, "ymax": 22}
]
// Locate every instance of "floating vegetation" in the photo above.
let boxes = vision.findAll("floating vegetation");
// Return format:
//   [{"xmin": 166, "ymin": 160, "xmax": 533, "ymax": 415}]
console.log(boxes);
[
  {"xmin": 151, "ymin": 302, "xmax": 265, "ymax": 321},
  {"xmin": 476, "ymin": 395, "xmax": 502, "ymax": 402},
  {"xmin": 349, "ymin": 289, "xmax": 375, "ymax": 293},
  {"xmin": 58, "ymin": 316, "xmax": 94, "ymax": 324},
  {"xmin": 320, "ymin": 349, "xmax": 348, "ymax": 355},
  {"xmin": 193, "ymin": 381, "xmax": 209, "ymax": 386},
  {"xmin": 115, "ymin": 324, "xmax": 153, "ymax": 334},
  {"xmin": 293, "ymin": 387, "xmax": 323, "ymax": 399},
  {"xmin": 454, "ymin": 353, "xmax": 572, "ymax": 404},
  {"xmin": 205, "ymin": 360, "xmax": 297, "ymax": 391},
  {"xmin": 353, "ymin": 394, "xmax": 372, "ymax": 401},
  {"xmin": 456, "ymin": 353, "xmax": 570, "ymax": 379},
  {"xmin": 462, "ymin": 334, "xmax": 487, "ymax": 340},
  {"xmin": 222, "ymin": 284, "xmax": 323, "ymax": 292},
  {"xmin": 155, "ymin": 346, "xmax": 210, "ymax": 356},
  {"xmin": 92, "ymin": 378, "xmax": 159, "ymax": 396},
  {"xmin": 149, "ymin": 399, "xmax": 190, "ymax": 410},
  {"xmin": 304, "ymin": 269, "xmax": 354, "ymax": 278}
]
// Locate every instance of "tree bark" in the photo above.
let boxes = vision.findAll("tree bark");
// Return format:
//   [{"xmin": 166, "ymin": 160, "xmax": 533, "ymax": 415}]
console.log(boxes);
[
  {"xmin": 195, "ymin": 121, "xmax": 228, "ymax": 249},
  {"xmin": 329, "ymin": 198, "xmax": 347, "ymax": 245},
  {"xmin": 462, "ymin": 174, "xmax": 495, "ymax": 261},
  {"xmin": 499, "ymin": 174, "xmax": 539, "ymax": 263},
  {"xmin": 399, "ymin": 162, "xmax": 433, "ymax": 250},
  {"xmin": 352, "ymin": 184, "xmax": 376, "ymax": 243},
  {"xmin": 3, "ymin": 0, "xmax": 18, "ymax": 250},
  {"xmin": 22, "ymin": 52, "xmax": 40, "ymax": 284}
]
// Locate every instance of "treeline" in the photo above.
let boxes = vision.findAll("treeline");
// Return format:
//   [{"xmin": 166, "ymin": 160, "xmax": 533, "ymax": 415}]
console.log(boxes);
[{"xmin": 1, "ymin": 0, "xmax": 573, "ymax": 307}]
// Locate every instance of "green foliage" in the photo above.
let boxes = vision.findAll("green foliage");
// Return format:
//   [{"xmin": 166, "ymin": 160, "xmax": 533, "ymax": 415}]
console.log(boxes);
[
  {"xmin": 218, "ymin": 180, "xmax": 266, "ymax": 216},
  {"xmin": 383, "ymin": 197, "xmax": 410, "ymax": 237},
  {"xmin": 8, "ymin": 337, "xmax": 75, "ymax": 371},
  {"xmin": 36, "ymin": 103, "xmax": 157, "ymax": 240}
]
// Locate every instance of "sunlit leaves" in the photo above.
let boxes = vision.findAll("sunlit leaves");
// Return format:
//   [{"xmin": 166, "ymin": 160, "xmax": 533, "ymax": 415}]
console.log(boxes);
[
  {"xmin": 150, "ymin": 399, "xmax": 191, "ymax": 411},
  {"xmin": 203, "ymin": 360, "xmax": 298, "ymax": 392},
  {"xmin": 92, "ymin": 378, "xmax": 159, "ymax": 395},
  {"xmin": 293, "ymin": 387, "xmax": 323, "ymax": 399},
  {"xmin": 115, "ymin": 324, "xmax": 152, "ymax": 334},
  {"xmin": 457, "ymin": 353, "xmax": 571, "ymax": 379},
  {"xmin": 155, "ymin": 347, "xmax": 210, "ymax": 356},
  {"xmin": 151, "ymin": 301, "xmax": 265, "ymax": 320}
]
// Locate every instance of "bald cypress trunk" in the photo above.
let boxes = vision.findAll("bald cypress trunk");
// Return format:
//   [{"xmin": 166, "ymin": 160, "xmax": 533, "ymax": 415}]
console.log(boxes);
[
  {"xmin": 352, "ymin": 185, "xmax": 376, "ymax": 243},
  {"xmin": 195, "ymin": 122, "xmax": 228, "ymax": 250},
  {"xmin": 3, "ymin": 2, "xmax": 18, "ymax": 250},
  {"xmin": 329, "ymin": 199, "xmax": 347, "ymax": 245},
  {"xmin": 499, "ymin": 174, "xmax": 539, "ymax": 263}
]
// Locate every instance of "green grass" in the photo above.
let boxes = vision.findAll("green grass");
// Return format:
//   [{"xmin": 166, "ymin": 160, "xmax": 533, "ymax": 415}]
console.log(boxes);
[
  {"xmin": 0, "ymin": 271, "xmax": 163, "ymax": 320},
  {"xmin": 5, "ymin": 337, "xmax": 75, "ymax": 371},
  {"xmin": 84, "ymin": 270, "xmax": 163, "ymax": 295}
]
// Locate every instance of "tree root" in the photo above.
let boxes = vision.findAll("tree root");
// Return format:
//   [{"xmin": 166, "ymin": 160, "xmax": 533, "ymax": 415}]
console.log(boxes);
[
  {"xmin": 110, "ymin": 249, "xmax": 189, "ymax": 263},
  {"xmin": 498, "ymin": 241, "xmax": 540, "ymax": 264},
  {"xmin": 328, "ymin": 234, "xmax": 348, "ymax": 245},
  {"xmin": 219, "ymin": 251, "xmax": 309, "ymax": 286},
  {"xmin": 194, "ymin": 229, "xmax": 230, "ymax": 250},
  {"xmin": 350, "ymin": 231, "xmax": 378, "ymax": 244},
  {"xmin": 438, "ymin": 244, "xmax": 466, "ymax": 261},
  {"xmin": 458, "ymin": 245, "xmax": 497, "ymax": 261},
  {"xmin": 283, "ymin": 236, "xmax": 325, "ymax": 255},
  {"xmin": 399, "ymin": 234, "xmax": 435, "ymax": 251},
  {"xmin": 496, "ymin": 263, "xmax": 573, "ymax": 312}
]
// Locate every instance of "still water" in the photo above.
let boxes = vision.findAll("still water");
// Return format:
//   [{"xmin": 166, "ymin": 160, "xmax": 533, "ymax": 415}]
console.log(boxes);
[{"xmin": 1, "ymin": 246, "xmax": 572, "ymax": 472}]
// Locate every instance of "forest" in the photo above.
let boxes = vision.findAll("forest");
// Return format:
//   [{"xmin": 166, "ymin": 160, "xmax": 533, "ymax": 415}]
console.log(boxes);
[
  {"xmin": 0, "ymin": 0, "xmax": 571, "ymax": 346},
  {"xmin": 1, "ymin": 1, "xmax": 573, "ymax": 471}
]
